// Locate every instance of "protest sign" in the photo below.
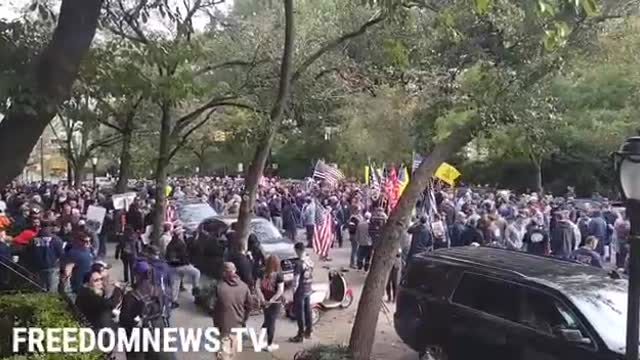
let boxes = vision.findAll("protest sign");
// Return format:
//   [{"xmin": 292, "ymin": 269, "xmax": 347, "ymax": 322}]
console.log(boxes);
[
  {"xmin": 112, "ymin": 192, "xmax": 137, "ymax": 210},
  {"xmin": 86, "ymin": 205, "xmax": 107, "ymax": 234}
]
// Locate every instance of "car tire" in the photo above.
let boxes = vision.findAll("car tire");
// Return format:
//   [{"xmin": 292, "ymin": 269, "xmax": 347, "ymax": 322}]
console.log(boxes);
[{"xmin": 420, "ymin": 346, "xmax": 448, "ymax": 360}]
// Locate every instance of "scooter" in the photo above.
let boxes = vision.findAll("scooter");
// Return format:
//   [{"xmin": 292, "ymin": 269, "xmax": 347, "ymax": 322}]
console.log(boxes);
[{"xmin": 285, "ymin": 270, "xmax": 354, "ymax": 325}]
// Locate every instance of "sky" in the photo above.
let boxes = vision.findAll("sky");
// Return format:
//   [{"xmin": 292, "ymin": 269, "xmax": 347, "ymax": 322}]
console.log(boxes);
[
  {"xmin": 0, "ymin": 0, "xmax": 21, "ymax": 20},
  {"xmin": 0, "ymin": 0, "xmax": 232, "ymax": 28}
]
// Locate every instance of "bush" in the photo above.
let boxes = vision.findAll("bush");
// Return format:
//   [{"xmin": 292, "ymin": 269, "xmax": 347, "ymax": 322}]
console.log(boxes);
[
  {"xmin": 0, "ymin": 292, "xmax": 103, "ymax": 360},
  {"xmin": 294, "ymin": 345, "xmax": 353, "ymax": 360}
]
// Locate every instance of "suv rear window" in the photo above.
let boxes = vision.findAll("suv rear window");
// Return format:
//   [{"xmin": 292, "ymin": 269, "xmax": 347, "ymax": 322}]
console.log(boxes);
[{"xmin": 452, "ymin": 273, "xmax": 519, "ymax": 322}]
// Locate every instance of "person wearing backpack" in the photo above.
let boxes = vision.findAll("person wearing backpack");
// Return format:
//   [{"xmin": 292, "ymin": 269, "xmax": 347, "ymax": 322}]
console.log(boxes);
[
  {"xmin": 347, "ymin": 211, "xmax": 361, "ymax": 269},
  {"xmin": 145, "ymin": 246, "xmax": 174, "ymax": 323},
  {"xmin": 115, "ymin": 226, "xmax": 141, "ymax": 284},
  {"xmin": 368, "ymin": 207, "xmax": 387, "ymax": 249},
  {"xmin": 120, "ymin": 261, "xmax": 175, "ymax": 360}
]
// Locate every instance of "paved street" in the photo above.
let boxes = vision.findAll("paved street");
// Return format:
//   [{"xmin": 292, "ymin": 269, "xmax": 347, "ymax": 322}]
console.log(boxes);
[{"xmin": 106, "ymin": 239, "xmax": 417, "ymax": 360}]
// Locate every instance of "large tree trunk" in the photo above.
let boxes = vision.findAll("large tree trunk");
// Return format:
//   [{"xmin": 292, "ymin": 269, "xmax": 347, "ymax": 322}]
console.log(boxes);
[
  {"xmin": 152, "ymin": 103, "xmax": 172, "ymax": 245},
  {"xmin": 349, "ymin": 121, "xmax": 480, "ymax": 360},
  {"xmin": 235, "ymin": 130, "xmax": 276, "ymax": 252},
  {"xmin": 235, "ymin": 0, "xmax": 295, "ymax": 252},
  {"xmin": 73, "ymin": 160, "xmax": 87, "ymax": 187},
  {"xmin": 66, "ymin": 160, "xmax": 73, "ymax": 184},
  {"xmin": 532, "ymin": 158, "xmax": 543, "ymax": 195},
  {"xmin": 0, "ymin": 0, "xmax": 102, "ymax": 188},
  {"xmin": 116, "ymin": 128, "xmax": 133, "ymax": 193}
]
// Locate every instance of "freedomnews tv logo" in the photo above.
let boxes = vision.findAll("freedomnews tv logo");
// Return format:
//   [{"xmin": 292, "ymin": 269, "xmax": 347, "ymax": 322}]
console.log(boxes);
[{"xmin": 13, "ymin": 327, "xmax": 270, "ymax": 353}]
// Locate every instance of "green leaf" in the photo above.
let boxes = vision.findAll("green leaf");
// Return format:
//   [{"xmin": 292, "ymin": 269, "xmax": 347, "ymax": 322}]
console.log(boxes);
[
  {"xmin": 581, "ymin": 0, "xmax": 598, "ymax": 16},
  {"xmin": 28, "ymin": 1, "xmax": 37, "ymax": 11},
  {"xmin": 474, "ymin": 0, "xmax": 490, "ymax": 15}
]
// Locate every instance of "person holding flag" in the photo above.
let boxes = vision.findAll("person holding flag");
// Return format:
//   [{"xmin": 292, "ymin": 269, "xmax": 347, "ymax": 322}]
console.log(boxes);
[{"xmin": 312, "ymin": 198, "xmax": 334, "ymax": 262}]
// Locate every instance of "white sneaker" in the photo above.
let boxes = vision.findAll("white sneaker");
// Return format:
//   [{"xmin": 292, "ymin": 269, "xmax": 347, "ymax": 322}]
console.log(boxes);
[{"xmin": 266, "ymin": 344, "xmax": 280, "ymax": 352}]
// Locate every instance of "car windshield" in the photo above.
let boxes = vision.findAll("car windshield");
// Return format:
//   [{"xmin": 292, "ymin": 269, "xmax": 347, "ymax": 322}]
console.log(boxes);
[
  {"xmin": 250, "ymin": 220, "xmax": 282, "ymax": 243},
  {"xmin": 178, "ymin": 203, "xmax": 217, "ymax": 224},
  {"xmin": 565, "ymin": 280, "xmax": 627, "ymax": 352}
]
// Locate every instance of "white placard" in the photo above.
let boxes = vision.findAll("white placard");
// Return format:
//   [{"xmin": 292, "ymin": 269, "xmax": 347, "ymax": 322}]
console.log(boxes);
[
  {"xmin": 112, "ymin": 192, "xmax": 137, "ymax": 210},
  {"xmin": 86, "ymin": 205, "xmax": 107, "ymax": 234}
]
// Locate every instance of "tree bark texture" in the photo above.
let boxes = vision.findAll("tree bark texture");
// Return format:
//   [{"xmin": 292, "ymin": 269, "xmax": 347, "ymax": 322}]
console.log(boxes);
[
  {"xmin": 532, "ymin": 159, "xmax": 543, "ymax": 195},
  {"xmin": 348, "ymin": 121, "xmax": 481, "ymax": 360},
  {"xmin": 152, "ymin": 103, "xmax": 172, "ymax": 245},
  {"xmin": 73, "ymin": 160, "xmax": 87, "ymax": 187},
  {"xmin": 235, "ymin": 0, "xmax": 295, "ymax": 253},
  {"xmin": 116, "ymin": 128, "xmax": 133, "ymax": 193},
  {"xmin": 0, "ymin": 0, "xmax": 102, "ymax": 188}
]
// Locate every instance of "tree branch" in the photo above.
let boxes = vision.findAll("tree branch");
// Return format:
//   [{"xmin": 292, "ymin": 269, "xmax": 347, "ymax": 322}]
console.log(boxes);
[
  {"xmin": 194, "ymin": 58, "xmax": 270, "ymax": 76},
  {"xmin": 87, "ymin": 133, "xmax": 125, "ymax": 152},
  {"xmin": 291, "ymin": 12, "xmax": 386, "ymax": 83},
  {"xmin": 172, "ymin": 95, "xmax": 237, "ymax": 134},
  {"xmin": 95, "ymin": 116, "xmax": 124, "ymax": 133},
  {"xmin": 169, "ymin": 109, "xmax": 217, "ymax": 160}
]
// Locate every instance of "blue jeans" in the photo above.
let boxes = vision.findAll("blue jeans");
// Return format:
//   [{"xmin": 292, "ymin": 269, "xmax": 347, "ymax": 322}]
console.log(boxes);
[
  {"xmin": 294, "ymin": 294, "xmax": 312, "ymax": 335},
  {"xmin": 39, "ymin": 268, "xmax": 58, "ymax": 292},
  {"xmin": 357, "ymin": 245, "xmax": 372, "ymax": 271},
  {"xmin": 350, "ymin": 239, "xmax": 358, "ymax": 267}
]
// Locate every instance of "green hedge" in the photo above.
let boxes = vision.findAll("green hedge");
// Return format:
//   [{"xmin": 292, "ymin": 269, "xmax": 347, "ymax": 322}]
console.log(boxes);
[
  {"xmin": 294, "ymin": 345, "xmax": 353, "ymax": 360},
  {"xmin": 0, "ymin": 292, "xmax": 103, "ymax": 360}
]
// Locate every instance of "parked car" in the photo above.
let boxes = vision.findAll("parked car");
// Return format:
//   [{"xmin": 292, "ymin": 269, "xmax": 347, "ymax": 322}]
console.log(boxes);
[
  {"xmin": 191, "ymin": 216, "xmax": 296, "ymax": 282},
  {"xmin": 395, "ymin": 246, "xmax": 627, "ymax": 360},
  {"xmin": 175, "ymin": 200, "xmax": 218, "ymax": 236}
]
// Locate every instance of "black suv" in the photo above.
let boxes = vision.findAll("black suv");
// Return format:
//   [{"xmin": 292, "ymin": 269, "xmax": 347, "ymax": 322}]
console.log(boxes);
[{"xmin": 395, "ymin": 247, "xmax": 627, "ymax": 360}]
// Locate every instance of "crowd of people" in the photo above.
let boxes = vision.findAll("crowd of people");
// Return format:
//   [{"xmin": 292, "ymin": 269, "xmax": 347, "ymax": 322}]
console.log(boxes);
[{"xmin": 0, "ymin": 177, "xmax": 628, "ymax": 360}]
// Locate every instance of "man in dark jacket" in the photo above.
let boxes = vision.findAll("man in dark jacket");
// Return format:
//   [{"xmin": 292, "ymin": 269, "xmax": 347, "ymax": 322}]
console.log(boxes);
[
  {"xmin": 347, "ymin": 212, "xmax": 361, "ymax": 268},
  {"xmin": 120, "ymin": 261, "xmax": 175, "ymax": 360},
  {"xmin": 269, "ymin": 194, "xmax": 283, "ymax": 231},
  {"xmin": 570, "ymin": 236, "xmax": 603, "ymax": 268},
  {"xmin": 550, "ymin": 211, "xmax": 577, "ymax": 259},
  {"xmin": 282, "ymin": 197, "xmax": 300, "ymax": 241},
  {"xmin": 407, "ymin": 216, "xmax": 432, "ymax": 259},
  {"xmin": 523, "ymin": 220, "xmax": 549, "ymax": 256},
  {"xmin": 62, "ymin": 234, "xmax": 95, "ymax": 296},
  {"xmin": 75, "ymin": 268, "xmax": 123, "ymax": 331},
  {"xmin": 369, "ymin": 207, "xmax": 388, "ymax": 249},
  {"xmin": 165, "ymin": 231, "xmax": 200, "ymax": 309},
  {"xmin": 214, "ymin": 262, "xmax": 251, "ymax": 360},
  {"xmin": 27, "ymin": 226, "xmax": 64, "ymax": 292},
  {"xmin": 448, "ymin": 213, "xmax": 468, "ymax": 247},
  {"xmin": 588, "ymin": 210, "xmax": 608, "ymax": 256},
  {"xmin": 225, "ymin": 233, "xmax": 256, "ymax": 291},
  {"xmin": 289, "ymin": 242, "xmax": 314, "ymax": 343}
]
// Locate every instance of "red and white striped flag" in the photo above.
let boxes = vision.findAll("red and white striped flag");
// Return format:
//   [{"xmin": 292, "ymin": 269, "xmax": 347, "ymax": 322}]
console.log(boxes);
[
  {"xmin": 313, "ymin": 209, "xmax": 334, "ymax": 259},
  {"xmin": 164, "ymin": 203, "xmax": 177, "ymax": 223}
]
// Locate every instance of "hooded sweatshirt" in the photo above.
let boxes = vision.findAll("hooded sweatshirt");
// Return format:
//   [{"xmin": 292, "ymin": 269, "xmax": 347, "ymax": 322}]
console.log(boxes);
[
  {"xmin": 550, "ymin": 220, "xmax": 577, "ymax": 259},
  {"xmin": 213, "ymin": 274, "xmax": 251, "ymax": 336}
]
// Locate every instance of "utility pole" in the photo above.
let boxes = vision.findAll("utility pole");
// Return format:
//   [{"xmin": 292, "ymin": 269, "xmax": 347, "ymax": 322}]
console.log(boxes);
[{"xmin": 39, "ymin": 138, "xmax": 45, "ymax": 182}]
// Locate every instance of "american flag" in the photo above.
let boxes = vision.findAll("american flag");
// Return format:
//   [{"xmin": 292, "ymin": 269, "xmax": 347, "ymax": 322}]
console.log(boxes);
[
  {"xmin": 313, "ymin": 206, "xmax": 334, "ymax": 259},
  {"xmin": 313, "ymin": 160, "xmax": 345, "ymax": 186},
  {"xmin": 368, "ymin": 161, "xmax": 381, "ymax": 191},
  {"xmin": 165, "ymin": 202, "xmax": 177, "ymax": 223}
]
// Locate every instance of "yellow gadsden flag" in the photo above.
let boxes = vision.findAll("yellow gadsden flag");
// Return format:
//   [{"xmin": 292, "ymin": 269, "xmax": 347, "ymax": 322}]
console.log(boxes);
[{"xmin": 435, "ymin": 162, "xmax": 461, "ymax": 186}]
